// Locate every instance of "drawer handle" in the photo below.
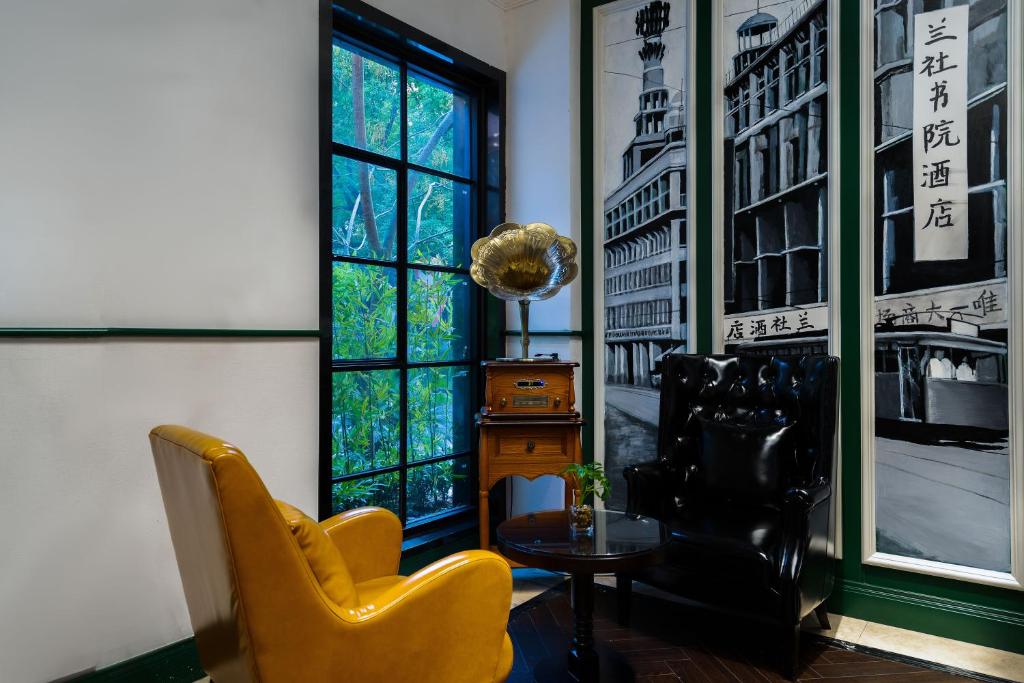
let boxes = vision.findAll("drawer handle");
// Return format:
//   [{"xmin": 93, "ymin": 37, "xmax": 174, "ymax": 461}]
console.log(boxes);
[
  {"xmin": 526, "ymin": 440, "xmax": 535, "ymax": 452},
  {"xmin": 500, "ymin": 397, "xmax": 507, "ymax": 408},
  {"xmin": 553, "ymin": 397, "xmax": 562, "ymax": 408}
]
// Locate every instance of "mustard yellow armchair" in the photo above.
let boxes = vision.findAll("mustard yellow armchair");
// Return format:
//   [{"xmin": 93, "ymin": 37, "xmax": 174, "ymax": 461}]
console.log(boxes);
[{"xmin": 149, "ymin": 425, "xmax": 514, "ymax": 683}]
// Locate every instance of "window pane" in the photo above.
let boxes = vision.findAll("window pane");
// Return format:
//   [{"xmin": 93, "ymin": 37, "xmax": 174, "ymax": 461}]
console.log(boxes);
[
  {"xmin": 332, "ymin": 471, "xmax": 400, "ymax": 516},
  {"xmin": 407, "ymin": 74, "xmax": 471, "ymax": 177},
  {"xmin": 332, "ymin": 43, "xmax": 400, "ymax": 158},
  {"xmin": 331, "ymin": 370, "xmax": 400, "ymax": 477},
  {"xmin": 332, "ymin": 262, "xmax": 397, "ymax": 360},
  {"xmin": 408, "ymin": 366, "xmax": 471, "ymax": 462},
  {"xmin": 407, "ymin": 457, "xmax": 470, "ymax": 523},
  {"xmin": 332, "ymin": 156, "xmax": 398, "ymax": 260},
  {"xmin": 407, "ymin": 171, "xmax": 471, "ymax": 267},
  {"xmin": 408, "ymin": 270, "xmax": 471, "ymax": 362}
]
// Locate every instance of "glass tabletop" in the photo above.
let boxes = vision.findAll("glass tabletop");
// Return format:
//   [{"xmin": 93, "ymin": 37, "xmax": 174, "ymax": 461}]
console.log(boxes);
[{"xmin": 496, "ymin": 509, "xmax": 670, "ymax": 569}]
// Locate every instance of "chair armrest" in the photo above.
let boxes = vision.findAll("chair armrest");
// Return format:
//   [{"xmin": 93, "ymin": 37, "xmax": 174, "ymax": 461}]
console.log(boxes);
[
  {"xmin": 343, "ymin": 550, "xmax": 513, "ymax": 683},
  {"xmin": 777, "ymin": 480, "xmax": 834, "ymax": 608},
  {"xmin": 783, "ymin": 481, "xmax": 831, "ymax": 511},
  {"xmin": 320, "ymin": 506, "xmax": 402, "ymax": 583},
  {"xmin": 624, "ymin": 459, "xmax": 674, "ymax": 519}
]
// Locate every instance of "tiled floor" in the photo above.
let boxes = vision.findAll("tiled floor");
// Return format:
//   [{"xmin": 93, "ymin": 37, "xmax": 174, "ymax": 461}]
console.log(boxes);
[{"xmin": 194, "ymin": 569, "xmax": 1024, "ymax": 682}]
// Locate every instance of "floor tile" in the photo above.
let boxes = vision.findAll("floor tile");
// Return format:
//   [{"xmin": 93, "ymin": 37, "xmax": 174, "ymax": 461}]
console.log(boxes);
[
  {"xmin": 857, "ymin": 620, "xmax": 1024, "ymax": 682},
  {"xmin": 802, "ymin": 611, "xmax": 869, "ymax": 643}
]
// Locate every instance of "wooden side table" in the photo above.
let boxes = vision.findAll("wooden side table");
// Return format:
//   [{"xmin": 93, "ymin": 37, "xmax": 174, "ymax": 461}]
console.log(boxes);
[{"xmin": 477, "ymin": 360, "xmax": 583, "ymax": 560}]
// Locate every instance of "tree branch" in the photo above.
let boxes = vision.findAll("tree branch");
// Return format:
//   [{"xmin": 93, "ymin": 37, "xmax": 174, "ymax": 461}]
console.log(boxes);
[
  {"xmin": 383, "ymin": 110, "xmax": 454, "ymax": 255},
  {"xmin": 352, "ymin": 54, "xmax": 384, "ymax": 256}
]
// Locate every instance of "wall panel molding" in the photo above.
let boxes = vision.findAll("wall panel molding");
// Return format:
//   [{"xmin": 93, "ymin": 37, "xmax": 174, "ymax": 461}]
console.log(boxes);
[
  {"xmin": 833, "ymin": 579, "xmax": 1024, "ymax": 655},
  {"xmin": 0, "ymin": 328, "xmax": 320, "ymax": 338}
]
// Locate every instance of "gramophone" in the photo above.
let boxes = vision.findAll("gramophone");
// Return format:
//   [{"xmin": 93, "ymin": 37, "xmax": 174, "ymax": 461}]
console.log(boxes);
[
  {"xmin": 470, "ymin": 222, "xmax": 579, "ymax": 360},
  {"xmin": 471, "ymin": 223, "xmax": 584, "ymax": 559}
]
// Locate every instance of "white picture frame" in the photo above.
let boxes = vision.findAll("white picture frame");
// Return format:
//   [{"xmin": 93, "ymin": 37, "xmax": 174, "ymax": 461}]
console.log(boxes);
[
  {"xmin": 710, "ymin": 0, "xmax": 840, "ymax": 358},
  {"xmin": 709, "ymin": 0, "xmax": 843, "ymax": 553},
  {"xmin": 859, "ymin": 0, "xmax": 1024, "ymax": 590},
  {"xmin": 591, "ymin": 0, "xmax": 697, "ymax": 507}
]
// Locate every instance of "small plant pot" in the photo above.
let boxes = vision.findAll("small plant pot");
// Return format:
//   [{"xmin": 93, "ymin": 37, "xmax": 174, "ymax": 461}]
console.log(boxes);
[{"xmin": 569, "ymin": 491, "xmax": 594, "ymax": 537}]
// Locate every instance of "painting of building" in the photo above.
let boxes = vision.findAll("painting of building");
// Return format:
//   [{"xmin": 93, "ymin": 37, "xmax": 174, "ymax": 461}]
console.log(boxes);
[
  {"xmin": 720, "ymin": 0, "xmax": 830, "ymax": 356},
  {"xmin": 599, "ymin": 0, "xmax": 688, "ymax": 510},
  {"xmin": 870, "ymin": 0, "xmax": 1011, "ymax": 572}
]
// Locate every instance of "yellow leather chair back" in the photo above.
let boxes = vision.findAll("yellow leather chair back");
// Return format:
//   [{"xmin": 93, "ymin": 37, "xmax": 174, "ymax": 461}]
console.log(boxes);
[
  {"xmin": 150, "ymin": 425, "xmax": 336, "ymax": 681},
  {"xmin": 150, "ymin": 426, "xmax": 262, "ymax": 681}
]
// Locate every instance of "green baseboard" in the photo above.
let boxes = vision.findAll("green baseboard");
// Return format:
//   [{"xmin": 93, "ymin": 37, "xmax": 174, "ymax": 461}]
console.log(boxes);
[
  {"xmin": 830, "ymin": 579, "xmax": 1024, "ymax": 655},
  {"xmin": 73, "ymin": 638, "xmax": 202, "ymax": 682}
]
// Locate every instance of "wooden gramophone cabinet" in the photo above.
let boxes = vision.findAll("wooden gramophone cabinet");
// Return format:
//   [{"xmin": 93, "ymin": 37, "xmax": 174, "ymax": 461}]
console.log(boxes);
[{"xmin": 476, "ymin": 359, "xmax": 583, "ymax": 559}]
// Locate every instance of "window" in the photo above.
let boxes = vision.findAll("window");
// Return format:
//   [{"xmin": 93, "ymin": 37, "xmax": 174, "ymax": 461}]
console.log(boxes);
[{"xmin": 320, "ymin": 1, "xmax": 504, "ymax": 532}]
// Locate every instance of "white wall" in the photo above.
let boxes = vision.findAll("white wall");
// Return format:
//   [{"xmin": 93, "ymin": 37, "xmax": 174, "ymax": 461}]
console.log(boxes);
[
  {"xmin": 504, "ymin": 0, "xmax": 582, "ymax": 335},
  {"xmin": 0, "ymin": 341, "xmax": 319, "ymax": 683},
  {"xmin": 0, "ymin": 1, "xmax": 324, "ymax": 680},
  {"xmin": 0, "ymin": 0, "xmax": 321, "ymax": 329},
  {"xmin": 503, "ymin": 0, "xmax": 583, "ymax": 512},
  {"xmin": 0, "ymin": 0, "xmax": 580, "ymax": 680}
]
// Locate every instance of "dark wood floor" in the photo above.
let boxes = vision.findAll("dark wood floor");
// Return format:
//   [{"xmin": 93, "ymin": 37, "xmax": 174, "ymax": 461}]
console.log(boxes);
[{"xmin": 507, "ymin": 582, "xmax": 982, "ymax": 683}]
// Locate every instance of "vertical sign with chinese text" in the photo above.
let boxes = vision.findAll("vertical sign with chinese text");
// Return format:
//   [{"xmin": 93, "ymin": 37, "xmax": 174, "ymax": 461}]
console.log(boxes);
[{"xmin": 913, "ymin": 5, "xmax": 969, "ymax": 261}]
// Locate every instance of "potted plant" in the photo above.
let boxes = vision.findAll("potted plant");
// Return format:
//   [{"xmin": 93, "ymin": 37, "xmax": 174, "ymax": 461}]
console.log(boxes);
[{"xmin": 560, "ymin": 462, "xmax": 611, "ymax": 537}]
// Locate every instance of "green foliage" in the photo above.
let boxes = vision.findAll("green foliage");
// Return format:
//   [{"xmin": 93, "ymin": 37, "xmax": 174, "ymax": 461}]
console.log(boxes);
[
  {"xmin": 332, "ymin": 45, "xmax": 400, "ymax": 157},
  {"xmin": 332, "ymin": 263, "xmax": 397, "ymax": 360},
  {"xmin": 330, "ymin": 42, "xmax": 471, "ymax": 522},
  {"xmin": 332, "ymin": 472, "xmax": 399, "ymax": 515},
  {"xmin": 561, "ymin": 462, "xmax": 612, "ymax": 503},
  {"xmin": 407, "ymin": 75, "xmax": 458, "ymax": 172}
]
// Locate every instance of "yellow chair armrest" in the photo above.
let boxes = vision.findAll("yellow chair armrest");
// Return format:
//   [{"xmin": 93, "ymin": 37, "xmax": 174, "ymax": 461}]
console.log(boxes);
[
  {"xmin": 344, "ymin": 550, "xmax": 513, "ymax": 683},
  {"xmin": 319, "ymin": 507, "xmax": 402, "ymax": 583}
]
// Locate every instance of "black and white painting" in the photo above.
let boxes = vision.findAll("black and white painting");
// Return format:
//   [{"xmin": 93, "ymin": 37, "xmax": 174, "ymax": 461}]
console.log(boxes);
[
  {"xmin": 597, "ymin": 0, "xmax": 689, "ymax": 510},
  {"xmin": 869, "ymin": 0, "xmax": 1012, "ymax": 573},
  {"xmin": 720, "ymin": 0, "xmax": 831, "ymax": 356}
]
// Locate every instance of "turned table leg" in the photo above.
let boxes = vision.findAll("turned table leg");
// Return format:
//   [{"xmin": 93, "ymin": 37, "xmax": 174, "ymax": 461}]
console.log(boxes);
[{"xmin": 568, "ymin": 572, "xmax": 598, "ymax": 683}]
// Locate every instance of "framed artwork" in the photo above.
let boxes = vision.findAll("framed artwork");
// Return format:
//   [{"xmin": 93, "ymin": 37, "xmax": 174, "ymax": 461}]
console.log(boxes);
[
  {"xmin": 592, "ymin": 0, "xmax": 695, "ymax": 510},
  {"xmin": 860, "ymin": 0, "xmax": 1023, "ymax": 588},
  {"xmin": 712, "ymin": 0, "xmax": 839, "ymax": 358}
]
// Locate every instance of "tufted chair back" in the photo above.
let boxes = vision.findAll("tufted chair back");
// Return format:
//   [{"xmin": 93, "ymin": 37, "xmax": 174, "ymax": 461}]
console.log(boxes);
[{"xmin": 656, "ymin": 354, "xmax": 839, "ymax": 503}]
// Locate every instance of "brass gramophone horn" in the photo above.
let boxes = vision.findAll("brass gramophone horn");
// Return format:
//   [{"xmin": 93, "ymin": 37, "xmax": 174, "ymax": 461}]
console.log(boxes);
[{"xmin": 470, "ymin": 222, "xmax": 579, "ymax": 360}]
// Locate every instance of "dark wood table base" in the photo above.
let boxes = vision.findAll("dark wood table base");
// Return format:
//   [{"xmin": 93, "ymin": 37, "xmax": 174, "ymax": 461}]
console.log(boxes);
[
  {"xmin": 495, "ymin": 510, "xmax": 670, "ymax": 683},
  {"xmin": 529, "ymin": 573, "xmax": 635, "ymax": 683}
]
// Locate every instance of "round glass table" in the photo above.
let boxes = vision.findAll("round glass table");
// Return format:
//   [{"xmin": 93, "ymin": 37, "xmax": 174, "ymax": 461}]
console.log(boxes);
[{"xmin": 496, "ymin": 509, "xmax": 670, "ymax": 683}]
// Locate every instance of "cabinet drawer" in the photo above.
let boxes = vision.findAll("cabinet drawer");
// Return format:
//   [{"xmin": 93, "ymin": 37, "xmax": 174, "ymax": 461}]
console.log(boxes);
[
  {"xmin": 480, "ymin": 423, "xmax": 582, "ymax": 487},
  {"xmin": 496, "ymin": 433, "xmax": 567, "ymax": 459}
]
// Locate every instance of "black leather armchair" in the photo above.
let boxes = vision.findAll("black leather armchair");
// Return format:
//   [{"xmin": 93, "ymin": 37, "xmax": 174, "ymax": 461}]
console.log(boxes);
[{"xmin": 618, "ymin": 353, "xmax": 839, "ymax": 678}]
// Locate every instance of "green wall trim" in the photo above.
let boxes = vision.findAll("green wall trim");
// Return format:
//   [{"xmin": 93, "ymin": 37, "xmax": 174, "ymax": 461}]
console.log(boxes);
[
  {"xmin": 580, "ymin": 0, "xmax": 601, "ymax": 464},
  {"xmin": 74, "ymin": 638, "xmax": 203, "ymax": 682},
  {"xmin": 692, "ymin": 0, "xmax": 713, "ymax": 354},
  {"xmin": 0, "ymin": 327, "xmax": 320, "ymax": 338},
  {"xmin": 832, "ymin": 579, "xmax": 1024, "ymax": 655}
]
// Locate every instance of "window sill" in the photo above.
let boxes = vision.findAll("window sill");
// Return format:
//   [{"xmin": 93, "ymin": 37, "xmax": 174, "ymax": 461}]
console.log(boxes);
[{"xmin": 399, "ymin": 516, "xmax": 478, "ymax": 574}]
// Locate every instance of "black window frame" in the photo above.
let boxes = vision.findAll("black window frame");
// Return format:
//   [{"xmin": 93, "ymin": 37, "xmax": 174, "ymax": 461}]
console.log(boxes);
[{"xmin": 318, "ymin": 0, "xmax": 505, "ymax": 537}]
